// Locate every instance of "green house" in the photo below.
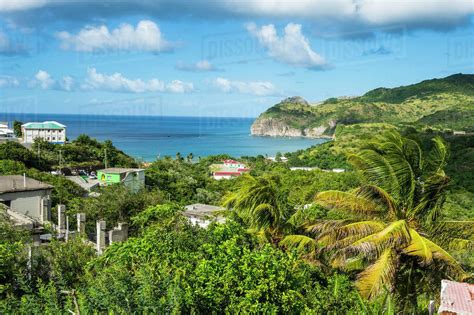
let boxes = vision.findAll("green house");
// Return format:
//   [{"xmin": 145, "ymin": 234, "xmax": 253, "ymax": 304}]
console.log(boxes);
[{"xmin": 97, "ymin": 168, "xmax": 145, "ymax": 193}]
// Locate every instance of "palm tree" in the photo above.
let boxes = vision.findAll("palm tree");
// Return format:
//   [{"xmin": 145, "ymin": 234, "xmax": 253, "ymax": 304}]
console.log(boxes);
[
  {"xmin": 223, "ymin": 174, "xmax": 292, "ymax": 243},
  {"xmin": 187, "ymin": 153, "xmax": 194, "ymax": 163},
  {"xmin": 284, "ymin": 131, "xmax": 472, "ymax": 308}
]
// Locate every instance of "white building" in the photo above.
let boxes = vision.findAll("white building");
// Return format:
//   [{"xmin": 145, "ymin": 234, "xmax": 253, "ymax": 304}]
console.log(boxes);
[
  {"xmin": 22, "ymin": 121, "xmax": 66, "ymax": 144},
  {"xmin": 0, "ymin": 123, "xmax": 15, "ymax": 140}
]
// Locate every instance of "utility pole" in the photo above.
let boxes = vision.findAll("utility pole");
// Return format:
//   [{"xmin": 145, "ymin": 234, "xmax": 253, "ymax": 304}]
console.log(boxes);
[{"xmin": 104, "ymin": 148, "xmax": 108, "ymax": 169}]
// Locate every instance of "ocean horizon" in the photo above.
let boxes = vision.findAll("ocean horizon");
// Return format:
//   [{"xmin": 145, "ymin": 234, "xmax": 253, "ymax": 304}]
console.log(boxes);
[{"xmin": 0, "ymin": 113, "xmax": 326, "ymax": 161}]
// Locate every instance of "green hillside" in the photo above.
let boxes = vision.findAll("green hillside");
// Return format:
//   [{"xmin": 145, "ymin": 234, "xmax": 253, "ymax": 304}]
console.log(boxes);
[{"xmin": 253, "ymin": 73, "xmax": 474, "ymax": 134}]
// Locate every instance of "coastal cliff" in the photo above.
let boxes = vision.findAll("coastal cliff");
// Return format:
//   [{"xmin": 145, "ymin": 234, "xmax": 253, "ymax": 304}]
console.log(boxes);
[
  {"xmin": 251, "ymin": 74, "xmax": 474, "ymax": 138},
  {"xmin": 250, "ymin": 96, "xmax": 336, "ymax": 138},
  {"xmin": 251, "ymin": 116, "xmax": 335, "ymax": 138}
]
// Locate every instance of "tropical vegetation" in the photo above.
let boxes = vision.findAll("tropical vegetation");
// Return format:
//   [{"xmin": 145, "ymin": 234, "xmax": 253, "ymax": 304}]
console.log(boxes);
[{"xmin": 0, "ymin": 74, "xmax": 473, "ymax": 313}]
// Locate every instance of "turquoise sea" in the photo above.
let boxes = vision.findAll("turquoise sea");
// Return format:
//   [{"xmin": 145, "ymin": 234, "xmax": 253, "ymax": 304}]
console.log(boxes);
[{"xmin": 0, "ymin": 113, "xmax": 326, "ymax": 161}]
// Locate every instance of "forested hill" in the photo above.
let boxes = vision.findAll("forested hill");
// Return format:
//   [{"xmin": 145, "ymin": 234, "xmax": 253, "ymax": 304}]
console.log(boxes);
[{"xmin": 251, "ymin": 73, "xmax": 474, "ymax": 137}]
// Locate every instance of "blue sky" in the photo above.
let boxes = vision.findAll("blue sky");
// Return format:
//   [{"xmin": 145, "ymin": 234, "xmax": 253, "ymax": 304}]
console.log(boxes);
[{"xmin": 0, "ymin": 1, "xmax": 473, "ymax": 117}]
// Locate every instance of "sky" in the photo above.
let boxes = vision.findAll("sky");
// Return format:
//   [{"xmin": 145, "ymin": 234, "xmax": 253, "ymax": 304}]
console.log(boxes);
[{"xmin": 0, "ymin": 0, "xmax": 473, "ymax": 117}]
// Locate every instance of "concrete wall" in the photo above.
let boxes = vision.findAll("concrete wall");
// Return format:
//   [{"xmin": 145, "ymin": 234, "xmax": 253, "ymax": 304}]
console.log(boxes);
[{"xmin": 0, "ymin": 189, "xmax": 51, "ymax": 222}]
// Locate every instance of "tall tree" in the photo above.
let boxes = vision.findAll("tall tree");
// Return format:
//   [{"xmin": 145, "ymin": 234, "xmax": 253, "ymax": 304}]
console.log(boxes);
[
  {"xmin": 284, "ymin": 131, "xmax": 472, "ymax": 309},
  {"xmin": 13, "ymin": 121, "xmax": 22, "ymax": 138},
  {"xmin": 224, "ymin": 174, "xmax": 292, "ymax": 243},
  {"xmin": 187, "ymin": 153, "xmax": 194, "ymax": 163}
]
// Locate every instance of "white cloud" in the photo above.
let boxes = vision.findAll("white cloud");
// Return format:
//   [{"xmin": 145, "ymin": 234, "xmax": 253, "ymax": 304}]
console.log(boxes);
[
  {"xmin": 166, "ymin": 80, "xmax": 194, "ymax": 93},
  {"xmin": 0, "ymin": 75, "xmax": 19, "ymax": 87},
  {"xmin": 83, "ymin": 68, "xmax": 194, "ymax": 93},
  {"xmin": 3, "ymin": 1, "xmax": 473, "ymax": 31},
  {"xmin": 56, "ymin": 20, "xmax": 173, "ymax": 53},
  {"xmin": 213, "ymin": 77, "xmax": 278, "ymax": 96},
  {"xmin": 176, "ymin": 60, "xmax": 220, "ymax": 72},
  {"xmin": 0, "ymin": 0, "xmax": 47, "ymax": 12},
  {"xmin": 247, "ymin": 23, "xmax": 327, "ymax": 70},
  {"xmin": 34, "ymin": 70, "xmax": 54, "ymax": 89},
  {"xmin": 27, "ymin": 71, "xmax": 75, "ymax": 91},
  {"xmin": 358, "ymin": 0, "xmax": 474, "ymax": 27}
]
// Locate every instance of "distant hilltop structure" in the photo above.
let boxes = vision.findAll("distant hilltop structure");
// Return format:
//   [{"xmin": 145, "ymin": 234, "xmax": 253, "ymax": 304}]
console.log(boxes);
[
  {"xmin": 22, "ymin": 121, "xmax": 66, "ymax": 144},
  {"xmin": 212, "ymin": 159, "xmax": 250, "ymax": 180}
]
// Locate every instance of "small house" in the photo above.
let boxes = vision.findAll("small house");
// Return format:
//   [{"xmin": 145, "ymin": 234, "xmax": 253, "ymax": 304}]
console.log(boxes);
[
  {"xmin": 97, "ymin": 168, "xmax": 145, "ymax": 192},
  {"xmin": 0, "ymin": 175, "xmax": 52, "ymax": 223}
]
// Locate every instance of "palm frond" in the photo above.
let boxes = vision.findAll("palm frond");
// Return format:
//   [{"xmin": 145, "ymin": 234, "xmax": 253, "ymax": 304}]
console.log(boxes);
[
  {"xmin": 356, "ymin": 185, "xmax": 398, "ymax": 216},
  {"xmin": 411, "ymin": 171, "xmax": 449, "ymax": 222},
  {"xmin": 355, "ymin": 248, "xmax": 398, "ymax": 300},
  {"xmin": 350, "ymin": 220, "xmax": 411, "ymax": 257},
  {"xmin": 318, "ymin": 220, "xmax": 385, "ymax": 246},
  {"xmin": 280, "ymin": 234, "xmax": 317, "ymax": 253},
  {"xmin": 422, "ymin": 236, "xmax": 465, "ymax": 277},
  {"xmin": 444, "ymin": 238, "xmax": 474, "ymax": 251},
  {"xmin": 430, "ymin": 221, "xmax": 474, "ymax": 242},
  {"xmin": 426, "ymin": 136, "xmax": 449, "ymax": 173},
  {"xmin": 305, "ymin": 220, "xmax": 350, "ymax": 235},
  {"xmin": 316, "ymin": 190, "xmax": 382, "ymax": 215},
  {"xmin": 403, "ymin": 228, "xmax": 433, "ymax": 265},
  {"xmin": 353, "ymin": 220, "xmax": 410, "ymax": 247},
  {"xmin": 325, "ymin": 234, "xmax": 372, "ymax": 251},
  {"xmin": 348, "ymin": 150, "xmax": 400, "ymax": 200},
  {"xmin": 251, "ymin": 203, "xmax": 277, "ymax": 230}
]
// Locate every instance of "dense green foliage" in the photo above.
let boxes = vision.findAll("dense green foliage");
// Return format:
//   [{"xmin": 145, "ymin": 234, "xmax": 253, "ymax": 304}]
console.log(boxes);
[
  {"xmin": 1, "ymin": 73, "xmax": 473, "ymax": 312},
  {"xmin": 0, "ymin": 204, "xmax": 366, "ymax": 313},
  {"xmin": 256, "ymin": 73, "xmax": 474, "ymax": 133},
  {"xmin": 359, "ymin": 73, "xmax": 474, "ymax": 103}
]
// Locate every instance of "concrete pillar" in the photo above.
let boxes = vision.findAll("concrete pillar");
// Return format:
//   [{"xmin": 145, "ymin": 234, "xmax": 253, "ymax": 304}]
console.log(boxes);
[
  {"xmin": 96, "ymin": 220, "xmax": 106, "ymax": 255},
  {"xmin": 108, "ymin": 222, "xmax": 129, "ymax": 245},
  {"xmin": 57, "ymin": 204, "xmax": 66, "ymax": 232},
  {"xmin": 77, "ymin": 213, "xmax": 86, "ymax": 234},
  {"xmin": 118, "ymin": 222, "xmax": 128, "ymax": 239},
  {"xmin": 65, "ymin": 216, "xmax": 69, "ymax": 242},
  {"xmin": 428, "ymin": 300, "xmax": 435, "ymax": 315},
  {"xmin": 40, "ymin": 197, "xmax": 51, "ymax": 223}
]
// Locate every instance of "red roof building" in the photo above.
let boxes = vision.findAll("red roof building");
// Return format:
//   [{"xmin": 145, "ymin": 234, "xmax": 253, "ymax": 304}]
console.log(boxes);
[{"xmin": 438, "ymin": 280, "xmax": 474, "ymax": 314}]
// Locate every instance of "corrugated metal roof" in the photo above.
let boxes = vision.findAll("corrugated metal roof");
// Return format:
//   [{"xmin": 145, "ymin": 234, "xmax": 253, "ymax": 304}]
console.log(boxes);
[
  {"xmin": 0, "ymin": 175, "xmax": 53, "ymax": 194},
  {"xmin": 98, "ymin": 168, "xmax": 144, "ymax": 174},
  {"xmin": 438, "ymin": 280, "xmax": 474, "ymax": 314}
]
